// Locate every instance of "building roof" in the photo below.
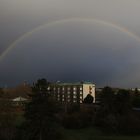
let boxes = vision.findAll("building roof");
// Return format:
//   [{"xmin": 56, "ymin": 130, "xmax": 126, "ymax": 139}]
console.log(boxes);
[
  {"xmin": 12, "ymin": 96, "xmax": 28, "ymax": 102},
  {"xmin": 53, "ymin": 81, "xmax": 95, "ymax": 86}
]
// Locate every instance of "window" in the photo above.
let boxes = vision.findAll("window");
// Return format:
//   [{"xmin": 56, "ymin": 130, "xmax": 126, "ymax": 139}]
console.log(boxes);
[
  {"xmin": 73, "ymin": 91, "xmax": 76, "ymax": 94},
  {"xmin": 67, "ymin": 95, "xmax": 70, "ymax": 98},
  {"xmin": 73, "ymin": 95, "xmax": 77, "ymax": 98},
  {"xmin": 73, "ymin": 100, "xmax": 77, "ymax": 103},
  {"xmin": 62, "ymin": 87, "xmax": 65, "ymax": 90},
  {"xmin": 73, "ymin": 86, "xmax": 77, "ymax": 90},
  {"xmin": 67, "ymin": 99, "xmax": 70, "ymax": 102}
]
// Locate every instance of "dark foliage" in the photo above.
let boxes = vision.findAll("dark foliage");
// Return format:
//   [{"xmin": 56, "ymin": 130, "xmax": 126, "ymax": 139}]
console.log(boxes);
[
  {"xmin": 94, "ymin": 87, "xmax": 137, "ymax": 134},
  {"xmin": 18, "ymin": 79, "xmax": 61, "ymax": 140},
  {"xmin": 0, "ymin": 99, "xmax": 17, "ymax": 140},
  {"xmin": 132, "ymin": 96, "xmax": 140, "ymax": 108},
  {"xmin": 83, "ymin": 94, "xmax": 94, "ymax": 104},
  {"xmin": 117, "ymin": 114, "xmax": 140, "ymax": 135},
  {"xmin": 62, "ymin": 104, "xmax": 95, "ymax": 129}
]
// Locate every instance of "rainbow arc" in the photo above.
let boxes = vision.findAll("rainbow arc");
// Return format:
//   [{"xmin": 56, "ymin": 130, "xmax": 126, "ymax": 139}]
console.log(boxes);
[{"xmin": 0, "ymin": 18, "xmax": 140, "ymax": 62}]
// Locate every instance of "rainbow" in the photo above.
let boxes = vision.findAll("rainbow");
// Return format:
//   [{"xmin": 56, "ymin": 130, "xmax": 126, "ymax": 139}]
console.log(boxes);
[{"xmin": 0, "ymin": 18, "xmax": 140, "ymax": 62}]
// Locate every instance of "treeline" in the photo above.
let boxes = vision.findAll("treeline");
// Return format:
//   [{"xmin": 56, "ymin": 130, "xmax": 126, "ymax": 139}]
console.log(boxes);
[
  {"xmin": 95, "ymin": 87, "xmax": 140, "ymax": 134},
  {"xmin": 0, "ymin": 79, "xmax": 140, "ymax": 140}
]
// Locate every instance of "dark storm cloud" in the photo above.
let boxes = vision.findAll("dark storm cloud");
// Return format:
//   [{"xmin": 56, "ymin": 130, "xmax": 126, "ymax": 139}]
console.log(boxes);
[
  {"xmin": 1, "ymin": 20, "xmax": 140, "ymax": 87},
  {"xmin": 1, "ymin": 0, "xmax": 140, "ymax": 87}
]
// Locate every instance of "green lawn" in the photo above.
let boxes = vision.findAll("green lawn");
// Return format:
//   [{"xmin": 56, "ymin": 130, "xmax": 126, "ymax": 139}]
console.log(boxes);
[{"xmin": 61, "ymin": 127, "xmax": 140, "ymax": 140}]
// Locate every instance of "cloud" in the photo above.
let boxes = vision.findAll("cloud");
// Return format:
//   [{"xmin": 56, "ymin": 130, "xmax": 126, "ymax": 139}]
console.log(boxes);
[
  {"xmin": 0, "ymin": 20, "xmax": 140, "ymax": 87},
  {"xmin": 1, "ymin": 0, "xmax": 140, "ymax": 87}
]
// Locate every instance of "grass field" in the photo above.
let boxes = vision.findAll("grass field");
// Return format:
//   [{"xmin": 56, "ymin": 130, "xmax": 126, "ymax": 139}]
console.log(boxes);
[{"xmin": 61, "ymin": 127, "xmax": 140, "ymax": 140}]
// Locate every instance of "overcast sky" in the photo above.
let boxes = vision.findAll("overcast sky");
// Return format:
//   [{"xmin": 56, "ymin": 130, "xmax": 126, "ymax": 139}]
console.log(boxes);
[{"xmin": 1, "ymin": 0, "xmax": 140, "ymax": 87}]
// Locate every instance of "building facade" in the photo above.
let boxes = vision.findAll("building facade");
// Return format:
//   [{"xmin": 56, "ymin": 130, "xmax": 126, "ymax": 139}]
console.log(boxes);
[{"xmin": 47, "ymin": 82, "xmax": 95, "ymax": 103}]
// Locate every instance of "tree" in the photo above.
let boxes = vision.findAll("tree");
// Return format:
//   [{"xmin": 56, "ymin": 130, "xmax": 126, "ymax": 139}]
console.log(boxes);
[
  {"xmin": 95, "ymin": 87, "xmax": 135, "ymax": 134},
  {"xmin": 32, "ymin": 78, "xmax": 49, "ymax": 94},
  {"xmin": 132, "ymin": 96, "xmax": 140, "ymax": 108},
  {"xmin": 83, "ymin": 94, "xmax": 93, "ymax": 104},
  {"xmin": 132, "ymin": 88, "xmax": 140, "ymax": 108},
  {"xmin": 100, "ymin": 86, "xmax": 115, "ymax": 114},
  {"xmin": 134, "ymin": 88, "xmax": 140, "ymax": 96},
  {"xmin": 0, "ymin": 98, "xmax": 17, "ymax": 140},
  {"xmin": 20, "ymin": 79, "xmax": 60, "ymax": 140},
  {"xmin": 115, "ymin": 89, "xmax": 132, "ymax": 115},
  {"xmin": 94, "ymin": 86, "xmax": 118, "ymax": 132},
  {"xmin": 0, "ymin": 88, "xmax": 4, "ymax": 97}
]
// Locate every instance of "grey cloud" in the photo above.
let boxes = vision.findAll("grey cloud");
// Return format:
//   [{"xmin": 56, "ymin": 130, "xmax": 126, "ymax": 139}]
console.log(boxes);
[{"xmin": 1, "ymin": 0, "xmax": 140, "ymax": 87}]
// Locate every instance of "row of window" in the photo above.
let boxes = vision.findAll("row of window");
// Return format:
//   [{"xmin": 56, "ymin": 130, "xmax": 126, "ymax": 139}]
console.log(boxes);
[
  {"xmin": 57, "ymin": 94, "xmax": 82, "ymax": 98},
  {"xmin": 47, "ymin": 86, "xmax": 83, "ymax": 91},
  {"xmin": 58, "ymin": 98, "xmax": 83, "ymax": 103},
  {"xmin": 47, "ymin": 91, "xmax": 83, "ymax": 96}
]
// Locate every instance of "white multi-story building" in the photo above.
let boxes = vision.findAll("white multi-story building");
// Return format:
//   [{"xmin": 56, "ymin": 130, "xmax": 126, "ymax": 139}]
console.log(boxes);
[{"xmin": 48, "ymin": 82, "xmax": 95, "ymax": 103}]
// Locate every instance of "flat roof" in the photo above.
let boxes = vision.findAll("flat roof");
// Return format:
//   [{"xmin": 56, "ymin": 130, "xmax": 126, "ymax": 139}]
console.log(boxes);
[{"xmin": 53, "ymin": 82, "xmax": 95, "ymax": 86}]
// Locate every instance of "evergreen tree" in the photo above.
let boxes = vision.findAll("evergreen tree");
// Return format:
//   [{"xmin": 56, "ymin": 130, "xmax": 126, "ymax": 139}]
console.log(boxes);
[
  {"xmin": 20, "ymin": 79, "xmax": 60, "ymax": 140},
  {"xmin": 100, "ymin": 86, "xmax": 115, "ymax": 114},
  {"xmin": 115, "ymin": 89, "xmax": 132, "ymax": 115},
  {"xmin": 83, "ymin": 94, "xmax": 93, "ymax": 104}
]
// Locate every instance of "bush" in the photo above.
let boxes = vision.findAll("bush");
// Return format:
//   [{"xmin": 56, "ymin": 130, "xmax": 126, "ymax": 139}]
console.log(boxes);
[
  {"xmin": 62, "ymin": 113, "xmax": 84, "ymax": 129},
  {"xmin": 118, "ymin": 114, "xmax": 140, "ymax": 135},
  {"xmin": 62, "ymin": 110, "xmax": 94, "ymax": 129},
  {"xmin": 132, "ymin": 97, "xmax": 140, "ymax": 108}
]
